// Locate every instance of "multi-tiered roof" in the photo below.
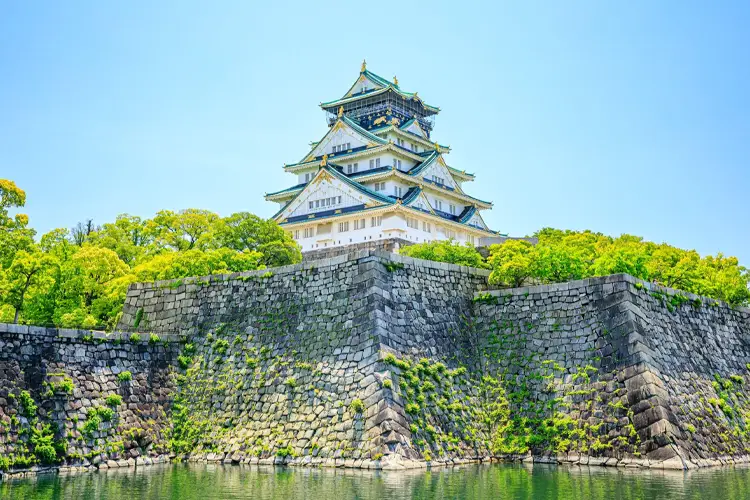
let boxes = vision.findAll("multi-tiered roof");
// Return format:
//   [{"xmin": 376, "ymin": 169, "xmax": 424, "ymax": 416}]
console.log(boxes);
[{"xmin": 266, "ymin": 61, "xmax": 498, "ymax": 251}]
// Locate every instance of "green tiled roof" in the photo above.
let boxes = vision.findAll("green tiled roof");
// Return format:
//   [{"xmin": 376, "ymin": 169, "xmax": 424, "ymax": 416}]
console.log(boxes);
[
  {"xmin": 272, "ymin": 164, "xmax": 394, "ymax": 221},
  {"xmin": 321, "ymin": 68, "xmax": 439, "ymax": 113}
]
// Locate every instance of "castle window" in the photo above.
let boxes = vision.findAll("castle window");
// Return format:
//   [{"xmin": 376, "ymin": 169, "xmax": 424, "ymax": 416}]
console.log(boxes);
[
  {"xmin": 449, "ymin": 204, "xmax": 456, "ymax": 215},
  {"xmin": 309, "ymin": 201, "xmax": 313, "ymax": 210},
  {"xmin": 412, "ymin": 143, "xmax": 418, "ymax": 152},
  {"xmin": 338, "ymin": 221, "xmax": 349, "ymax": 232},
  {"xmin": 347, "ymin": 142, "xmax": 351, "ymax": 150},
  {"xmin": 371, "ymin": 216, "xmax": 382, "ymax": 227},
  {"xmin": 435, "ymin": 200, "xmax": 442, "ymax": 211},
  {"xmin": 304, "ymin": 227, "xmax": 315, "ymax": 238},
  {"xmin": 422, "ymin": 222, "xmax": 431, "ymax": 233},
  {"xmin": 354, "ymin": 218, "xmax": 366, "ymax": 230},
  {"xmin": 394, "ymin": 186, "xmax": 402, "ymax": 197},
  {"xmin": 374, "ymin": 182, "xmax": 385, "ymax": 192},
  {"xmin": 407, "ymin": 217, "xmax": 419, "ymax": 229},
  {"xmin": 396, "ymin": 159, "xmax": 402, "ymax": 169},
  {"xmin": 315, "ymin": 200, "xmax": 320, "ymax": 208}
]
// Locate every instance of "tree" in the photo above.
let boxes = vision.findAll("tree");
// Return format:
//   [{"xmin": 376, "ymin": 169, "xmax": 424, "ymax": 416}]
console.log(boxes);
[
  {"xmin": 488, "ymin": 240, "xmax": 535, "ymax": 287},
  {"xmin": 400, "ymin": 239, "xmax": 487, "ymax": 268},
  {"xmin": 70, "ymin": 219, "xmax": 99, "ymax": 246},
  {"xmin": 696, "ymin": 254, "xmax": 750, "ymax": 306},
  {"xmin": 590, "ymin": 235, "xmax": 651, "ymax": 279},
  {"xmin": 215, "ymin": 212, "xmax": 301, "ymax": 266},
  {"xmin": 88, "ymin": 214, "xmax": 152, "ymax": 265},
  {"xmin": 147, "ymin": 209, "xmax": 219, "ymax": 251},
  {"xmin": 2, "ymin": 249, "xmax": 58, "ymax": 323},
  {"xmin": 131, "ymin": 248, "xmax": 264, "ymax": 282},
  {"xmin": 646, "ymin": 244, "xmax": 701, "ymax": 290},
  {"xmin": 66, "ymin": 246, "xmax": 129, "ymax": 308},
  {"xmin": 40, "ymin": 228, "xmax": 77, "ymax": 263},
  {"xmin": 0, "ymin": 179, "xmax": 35, "ymax": 268}
]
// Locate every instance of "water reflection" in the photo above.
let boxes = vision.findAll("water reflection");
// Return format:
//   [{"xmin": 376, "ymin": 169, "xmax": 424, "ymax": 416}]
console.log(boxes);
[{"xmin": 3, "ymin": 462, "xmax": 750, "ymax": 500}]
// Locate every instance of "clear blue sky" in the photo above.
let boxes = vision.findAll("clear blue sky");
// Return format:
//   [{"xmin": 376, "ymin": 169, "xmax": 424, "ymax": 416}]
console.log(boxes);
[{"xmin": 2, "ymin": 1, "xmax": 748, "ymax": 264}]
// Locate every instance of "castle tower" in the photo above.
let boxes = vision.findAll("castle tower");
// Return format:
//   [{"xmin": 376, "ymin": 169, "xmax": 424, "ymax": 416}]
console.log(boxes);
[{"xmin": 265, "ymin": 61, "xmax": 497, "ymax": 252}]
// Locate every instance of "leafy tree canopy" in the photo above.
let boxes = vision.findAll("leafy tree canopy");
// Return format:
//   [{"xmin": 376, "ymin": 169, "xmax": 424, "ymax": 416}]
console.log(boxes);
[
  {"xmin": 0, "ymin": 179, "xmax": 302, "ymax": 328},
  {"xmin": 487, "ymin": 228, "xmax": 749, "ymax": 306},
  {"xmin": 400, "ymin": 239, "xmax": 488, "ymax": 269}
]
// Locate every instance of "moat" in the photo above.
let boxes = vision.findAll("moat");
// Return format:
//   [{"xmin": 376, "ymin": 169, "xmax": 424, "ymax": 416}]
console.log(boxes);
[{"xmin": 4, "ymin": 463, "xmax": 750, "ymax": 500}]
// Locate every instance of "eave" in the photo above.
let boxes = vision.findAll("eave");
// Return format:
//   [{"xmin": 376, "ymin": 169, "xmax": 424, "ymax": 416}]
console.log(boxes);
[
  {"xmin": 321, "ymin": 87, "xmax": 440, "ymax": 115},
  {"xmin": 350, "ymin": 167, "xmax": 492, "ymax": 209},
  {"xmin": 272, "ymin": 164, "xmax": 395, "ymax": 222},
  {"xmin": 368, "ymin": 124, "xmax": 451, "ymax": 153},
  {"xmin": 285, "ymin": 143, "xmax": 426, "ymax": 173},
  {"xmin": 278, "ymin": 203, "xmax": 497, "ymax": 237}
]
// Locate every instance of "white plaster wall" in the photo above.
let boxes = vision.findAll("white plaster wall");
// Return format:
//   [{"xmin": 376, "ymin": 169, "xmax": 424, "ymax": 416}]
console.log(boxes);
[{"xmin": 287, "ymin": 211, "xmax": 482, "ymax": 251}]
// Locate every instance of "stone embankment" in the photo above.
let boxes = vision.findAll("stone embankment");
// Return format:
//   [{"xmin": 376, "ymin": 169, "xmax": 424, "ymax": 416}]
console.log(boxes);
[{"xmin": 1, "ymin": 250, "xmax": 749, "ymax": 479}]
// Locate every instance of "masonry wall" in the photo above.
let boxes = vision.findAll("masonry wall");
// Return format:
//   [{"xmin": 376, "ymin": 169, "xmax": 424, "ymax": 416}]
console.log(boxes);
[
  {"xmin": 0, "ymin": 325, "xmax": 182, "ymax": 476},
  {"xmin": 116, "ymin": 250, "xmax": 491, "ymax": 468},
  {"xmin": 301, "ymin": 237, "xmax": 412, "ymax": 262},
  {"xmin": 472, "ymin": 274, "xmax": 750, "ymax": 468},
  {"xmin": 3, "ymin": 252, "xmax": 750, "ymax": 477}
]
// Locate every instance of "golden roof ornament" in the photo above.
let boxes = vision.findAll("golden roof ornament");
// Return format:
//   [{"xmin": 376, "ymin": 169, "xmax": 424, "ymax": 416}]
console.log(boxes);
[
  {"xmin": 393, "ymin": 75, "xmax": 399, "ymax": 86},
  {"xmin": 434, "ymin": 142, "xmax": 441, "ymax": 153},
  {"xmin": 338, "ymin": 106, "xmax": 344, "ymax": 118},
  {"xmin": 386, "ymin": 106, "xmax": 392, "ymax": 116},
  {"xmin": 321, "ymin": 154, "xmax": 328, "ymax": 166},
  {"xmin": 361, "ymin": 59, "xmax": 367, "ymax": 72}
]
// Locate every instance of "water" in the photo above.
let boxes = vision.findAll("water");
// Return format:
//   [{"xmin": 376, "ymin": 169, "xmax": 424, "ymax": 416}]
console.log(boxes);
[{"xmin": 3, "ymin": 463, "xmax": 750, "ymax": 500}]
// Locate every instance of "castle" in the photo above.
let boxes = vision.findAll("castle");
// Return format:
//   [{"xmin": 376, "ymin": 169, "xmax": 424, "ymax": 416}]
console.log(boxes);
[{"xmin": 265, "ymin": 61, "xmax": 499, "ymax": 252}]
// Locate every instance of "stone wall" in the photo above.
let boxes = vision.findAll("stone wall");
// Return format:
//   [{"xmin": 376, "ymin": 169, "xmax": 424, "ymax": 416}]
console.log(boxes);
[
  {"xmin": 472, "ymin": 274, "xmax": 750, "ymax": 469},
  {"xmin": 0, "ymin": 324, "xmax": 183, "ymax": 477},
  {"xmin": 301, "ymin": 238, "xmax": 412, "ymax": 262},
  {"xmin": 116, "ymin": 250, "xmax": 491, "ymax": 469},
  {"xmin": 3, "ymin": 251, "xmax": 750, "ymax": 476}
]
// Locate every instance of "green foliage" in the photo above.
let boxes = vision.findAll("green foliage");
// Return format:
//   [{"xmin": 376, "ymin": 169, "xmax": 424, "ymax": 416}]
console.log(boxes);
[
  {"xmin": 213, "ymin": 338, "xmax": 230, "ymax": 355},
  {"xmin": 405, "ymin": 403, "xmax": 420, "ymax": 414},
  {"xmin": 105, "ymin": 394, "xmax": 123, "ymax": 406},
  {"xmin": 148, "ymin": 333, "xmax": 161, "ymax": 345},
  {"xmin": 276, "ymin": 445, "xmax": 295, "ymax": 458},
  {"xmin": 487, "ymin": 229, "xmax": 750, "ymax": 305},
  {"xmin": 133, "ymin": 308, "xmax": 144, "ymax": 328},
  {"xmin": 473, "ymin": 292, "xmax": 498, "ymax": 305},
  {"xmin": 117, "ymin": 371, "xmax": 132, "ymax": 382},
  {"xmin": 349, "ymin": 398, "xmax": 365, "ymax": 414},
  {"xmin": 129, "ymin": 333, "xmax": 141, "ymax": 343},
  {"xmin": 488, "ymin": 239, "xmax": 534, "ymax": 287},
  {"xmin": 50, "ymin": 376, "xmax": 74, "ymax": 395},
  {"xmin": 383, "ymin": 261, "xmax": 405, "ymax": 272},
  {"xmin": 0, "ymin": 179, "xmax": 302, "ymax": 328},
  {"xmin": 284, "ymin": 376, "xmax": 297, "ymax": 388},
  {"xmin": 19, "ymin": 390, "xmax": 37, "ymax": 418},
  {"xmin": 400, "ymin": 239, "xmax": 487, "ymax": 269}
]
